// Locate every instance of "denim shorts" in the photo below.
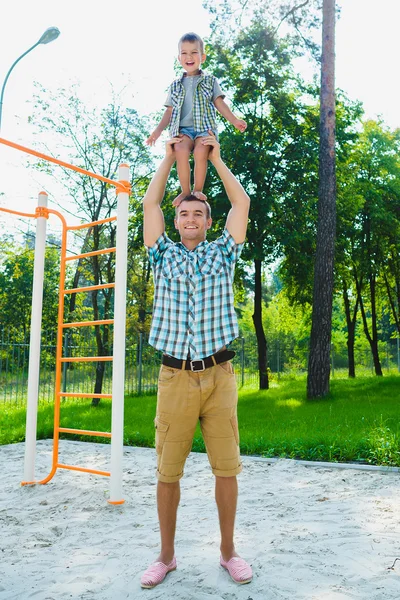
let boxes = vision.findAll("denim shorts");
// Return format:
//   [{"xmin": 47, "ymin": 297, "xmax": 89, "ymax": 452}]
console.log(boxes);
[{"xmin": 179, "ymin": 126, "xmax": 219, "ymax": 141}]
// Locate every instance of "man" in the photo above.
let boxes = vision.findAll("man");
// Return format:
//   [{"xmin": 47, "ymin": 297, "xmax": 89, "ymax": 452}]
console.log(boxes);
[{"xmin": 141, "ymin": 132, "xmax": 252, "ymax": 588}]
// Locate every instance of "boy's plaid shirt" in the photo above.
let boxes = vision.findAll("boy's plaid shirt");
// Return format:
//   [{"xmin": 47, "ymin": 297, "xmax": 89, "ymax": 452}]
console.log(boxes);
[
  {"xmin": 147, "ymin": 229, "xmax": 244, "ymax": 360},
  {"xmin": 168, "ymin": 71, "xmax": 218, "ymax": 137}
]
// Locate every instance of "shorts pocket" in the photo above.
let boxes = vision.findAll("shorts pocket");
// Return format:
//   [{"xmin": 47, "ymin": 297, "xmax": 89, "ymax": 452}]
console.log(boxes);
[
  {"xmin": 218, "ymin": 361, "xmax": 235, "ymax": 375},
  {"xmin": 230, "ymin": 416, "xmax": 240, "ymax": 446},
  {"xmin": 158, "ymin": 364, "xmax": 181, "ymax": 383},
  {"xmin": 154, "ymin": 417, "xmax": 170, "ymax": 454}
]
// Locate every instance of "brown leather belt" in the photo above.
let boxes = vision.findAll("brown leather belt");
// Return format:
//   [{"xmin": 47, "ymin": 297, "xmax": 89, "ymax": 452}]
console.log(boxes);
[{"xmin": 162, "ymin": 349, "xmax": 235, "ymax": 372}]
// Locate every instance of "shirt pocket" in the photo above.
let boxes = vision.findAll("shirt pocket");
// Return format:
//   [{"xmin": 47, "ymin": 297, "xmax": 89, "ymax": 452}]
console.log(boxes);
[
  {"xmin": 198, "ymin": 249, "xmax": 224, "ymax": 275},
  {"xmin": 198, "ymin": 79, "xmax": 214, "ymax": 101},
  {"xmin": 161, "ymin": 255, "xmax": 187, "ymax": 279},
  {"xmin": 170, "ymin": 88, "xmax": 184, "ymax": 106}
]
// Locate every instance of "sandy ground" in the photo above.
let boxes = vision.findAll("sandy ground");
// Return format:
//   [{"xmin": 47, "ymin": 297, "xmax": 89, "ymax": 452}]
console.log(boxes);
[{"xmin": 0, "ymin": 439, "xmax": 399, "ymax": 600}]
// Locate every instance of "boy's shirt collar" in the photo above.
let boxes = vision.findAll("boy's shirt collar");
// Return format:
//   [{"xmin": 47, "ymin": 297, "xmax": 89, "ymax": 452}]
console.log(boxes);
[{"xmin": 180, "ymin": 69, "xmax": 204, "ymax": 81}]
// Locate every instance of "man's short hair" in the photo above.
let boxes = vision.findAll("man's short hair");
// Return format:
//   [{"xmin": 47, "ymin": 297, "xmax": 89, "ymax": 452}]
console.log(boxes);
[
  {"xmin": 175, "ymin": 195, "xmax": 211, "ymax": 219},
  {"xmin": 178, "ymin": 32, "xmax": 204, "ymax": 55}
]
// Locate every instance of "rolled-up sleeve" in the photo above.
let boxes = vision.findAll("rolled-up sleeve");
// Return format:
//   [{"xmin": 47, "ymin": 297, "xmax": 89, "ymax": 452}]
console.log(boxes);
[
  {"xmin": 147, "ymin": 233, "xmax": 174, "ymax": 266},
  {"xmin": 213, "ymin": 229, "xmax": 244, "ymax": 263},
  {"xmin": 164, "ymin": 87, "xmax": 173, "ymax": 107},
  {"xmin": 213, "ymin": 79, "xmax": 225, "ymax": 101}
]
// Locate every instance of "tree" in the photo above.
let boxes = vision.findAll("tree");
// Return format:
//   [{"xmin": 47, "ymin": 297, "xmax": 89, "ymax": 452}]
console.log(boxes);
[
  {"xmin": 0, "ymin": 240, "xmax": 60, "ymax": 336},
  {"xmin": 344, "ymin": 120, "xmax": 400, "ymax": 375},
  {"xmin": 204, "ymin": 0, "xmax": 323, "ymax": 58},
  {"xmin": 307, "ymin": 0, "xmax": 336, "ymax": 398},
  {"xmin": 333, "ymin": 98, "xmax": 364, "ymax": 377},
  {"xmin": 30, "ymin": 84, "xmax": 154, "ymax": 403},
  {"xmin": 204, "ymin": 16, "xmax": 322, "ymax": 388}
]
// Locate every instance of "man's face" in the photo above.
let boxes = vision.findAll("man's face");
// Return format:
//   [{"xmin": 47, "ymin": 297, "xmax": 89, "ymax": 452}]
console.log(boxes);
[
  {"xmin": 178, "ymin": 41, "xmax": 206, "ymax": 75},
  {"xmin": 174, "ymin": 200, "xmax": 212, "ymax": 244}
]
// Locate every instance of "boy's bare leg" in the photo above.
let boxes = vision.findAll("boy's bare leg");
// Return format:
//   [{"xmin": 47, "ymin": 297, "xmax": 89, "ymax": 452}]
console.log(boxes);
[
  {"xmin": 174, "ymin": 135, "xmax": 194, "ymax": 205},
  {"xmin": 215, "ymin": 475, "xmax": 240, "ymax": 561},
  {"xmin": 156, "ymin": 480, "xmax": 180, "ymax": 564},
  {"xmin": 192, "ymin": 137, "xmax": 210, "ymax": 201}
]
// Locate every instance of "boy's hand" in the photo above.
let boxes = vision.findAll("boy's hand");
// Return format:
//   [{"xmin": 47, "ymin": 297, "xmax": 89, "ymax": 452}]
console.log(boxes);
[
  {"xmin": 146, "ymin": 133, "xmax": 159, "ymax": 146},
  {"xmin": 233, "ymin": 118, "xmax": 247, "ymax": 133},
  {"xmin": 201, "ymin": 131, "xmax": 221, "ymax": 163}
]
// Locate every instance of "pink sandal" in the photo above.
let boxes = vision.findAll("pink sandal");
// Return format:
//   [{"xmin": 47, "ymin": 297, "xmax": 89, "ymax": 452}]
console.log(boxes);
[
  {"xmin": 140, "ymin": 557, "xmax": 177, "ymax": 588},
  {"xmin": 220, "ymin": 555, "xmax": 252, "ymax": 584}
]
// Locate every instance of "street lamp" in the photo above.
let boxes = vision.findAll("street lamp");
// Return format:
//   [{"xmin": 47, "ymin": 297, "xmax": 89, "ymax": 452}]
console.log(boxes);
[{"xmin": 0, "ymin": 27, "xmax": 60, "ymax": 131}]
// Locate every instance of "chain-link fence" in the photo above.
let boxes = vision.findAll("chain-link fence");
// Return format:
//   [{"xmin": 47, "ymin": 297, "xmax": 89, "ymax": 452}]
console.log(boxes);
[{"xmin": 0, "ymin": 327, "xmax": 399, "ymax": 405}]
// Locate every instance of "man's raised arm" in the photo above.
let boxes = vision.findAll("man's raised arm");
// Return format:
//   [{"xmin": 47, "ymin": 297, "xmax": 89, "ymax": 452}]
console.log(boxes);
[
  {"xmin": 201, "ymin": 132, "xmax": 250, "ymax": 244},
  {"xmin": 143, "ymin": 137, "xmax": 182, "ymax": 247}
]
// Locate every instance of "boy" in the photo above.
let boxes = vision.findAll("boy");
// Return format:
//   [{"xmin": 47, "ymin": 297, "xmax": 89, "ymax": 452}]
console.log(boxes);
[{"xmin": 146, "ymin": 32, "xmax": 247, "ymax": 204}]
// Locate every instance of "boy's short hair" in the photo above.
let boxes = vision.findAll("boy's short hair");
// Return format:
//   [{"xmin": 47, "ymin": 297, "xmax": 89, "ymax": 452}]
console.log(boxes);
[
  {"xmin": 178, "ymin": 32, "xmax": 204, "ymax": 54},
  {"xmin": 175, "ymin": 195, "xmax": 211, "ymax": 219}
]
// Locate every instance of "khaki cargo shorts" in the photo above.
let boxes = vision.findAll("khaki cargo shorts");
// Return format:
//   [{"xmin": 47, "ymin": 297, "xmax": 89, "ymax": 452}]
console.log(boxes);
[{"xmin": 154, "ymin": 360, "xmax": 242, "ymax": 483}]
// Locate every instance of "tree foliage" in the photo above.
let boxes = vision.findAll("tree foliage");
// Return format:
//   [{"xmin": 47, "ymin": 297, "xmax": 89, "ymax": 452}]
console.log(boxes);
[
  {"xmin": 28, "ymin": 84, "xmax": 155, "ymax": 401},
  {"xmin": 0, "ymin": 240, "xmax": 60, "ymax": 336}
]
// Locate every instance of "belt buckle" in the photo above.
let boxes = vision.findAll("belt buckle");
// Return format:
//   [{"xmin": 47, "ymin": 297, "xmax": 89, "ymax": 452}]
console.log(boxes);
[{"xmin": 190, "ymin": 359, "xmax": 205, "ymax": 372}]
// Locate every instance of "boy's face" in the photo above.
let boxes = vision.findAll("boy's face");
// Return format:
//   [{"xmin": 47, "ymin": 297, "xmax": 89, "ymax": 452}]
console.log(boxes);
[{"xmin": 178, "ymin": 41, "xmax": 206, "ymax": 75}]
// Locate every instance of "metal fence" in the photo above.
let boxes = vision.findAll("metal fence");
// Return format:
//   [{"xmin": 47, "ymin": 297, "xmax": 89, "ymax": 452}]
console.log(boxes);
[
  {"xmin": 0, "ymin": 329, "xmax": 258, "ymax": 405},
  {"xmin": 0, "ymin": 327, "xmax": 399, "ymax": 405}
]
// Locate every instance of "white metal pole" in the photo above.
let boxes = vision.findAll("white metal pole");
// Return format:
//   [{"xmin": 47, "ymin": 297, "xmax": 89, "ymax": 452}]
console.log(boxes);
[
  {"xmin": 108, "ymin": 165, "xmax": 129, "ymax": 504},
  {"xmin": 23, "ymin": 192, "xmax": 48, "ymax": 483}
]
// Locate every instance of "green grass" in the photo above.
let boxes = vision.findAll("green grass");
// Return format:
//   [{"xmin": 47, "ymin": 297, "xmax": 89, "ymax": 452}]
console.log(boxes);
[
  {"xmin": 1, "ymin": 374, "xmax": 399, "ymax": 466},
  {"xmin": 237, "ymin": 375, "xmax": 400, "ymax": 465}
]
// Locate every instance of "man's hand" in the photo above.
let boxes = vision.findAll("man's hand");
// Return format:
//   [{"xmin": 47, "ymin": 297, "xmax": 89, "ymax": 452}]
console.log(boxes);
[
  {"xmin": 233, "ymin": 118, "xmax": 247, "ymax": 133},
  {"xmin": 165, "ymin": 135, "xmax": 183, "ymax": 158},
  {"xmin": 201, "ymin": 131, "xmax": 221, "ymax": 163}
]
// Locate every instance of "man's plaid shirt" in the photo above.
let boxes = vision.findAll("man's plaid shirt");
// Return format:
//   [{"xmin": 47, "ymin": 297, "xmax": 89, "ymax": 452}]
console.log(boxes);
[
  {"xmin": 147, "ymin": 229, "xmax": 244, "ymax": 360},
  {"xmin": 168, "ymin": 71, "xmax": 219, "ymax": 138}
]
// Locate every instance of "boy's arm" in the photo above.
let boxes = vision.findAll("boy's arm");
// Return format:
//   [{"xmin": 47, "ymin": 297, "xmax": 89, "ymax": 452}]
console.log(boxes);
[
  {"xmin": 146, "ymin": 106, "xmax": 173, "ymax": 146},
  {"xmin": 201, "ymin": 132, "xmax": 250, "ymax": 244},
  {"xmin": 143, "ymin": 137, "xmax": 182, "ymax": 247},
  {"xmin": 214, "ymin": 96, "xmax": 247, "ymax": 133}
]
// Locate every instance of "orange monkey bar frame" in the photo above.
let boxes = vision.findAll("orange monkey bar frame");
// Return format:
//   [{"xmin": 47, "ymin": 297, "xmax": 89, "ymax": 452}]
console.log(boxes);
[{"xmin": 0, "ymin": 137, "xmax": 130, "ymax": 504}]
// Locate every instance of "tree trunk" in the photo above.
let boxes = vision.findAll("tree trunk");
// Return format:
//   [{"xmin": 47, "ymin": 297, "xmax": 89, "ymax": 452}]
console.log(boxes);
[
  {"xmin": 368, "ymin": 274, "xmax": 383, "ymax": 375},
  {"xmin": 252, "ymin": 259, "xmax": 269, "ymax": 389},
  {"xmin": 384, "ymin": 271, "xmax": 400, "ymax": 335},
  {"xmin": 307, "ymin": 0, "xmax": 336, "ymax": 399},
  {"xmin": 90, "ymin": 225, "xmax": 115, "ymax": 405},
  {"xmin": 91, "ymin": 288, "xmax": 106, "ymax": 407},
  {"xmin": 356, "ymin": 274, "xmax": 383, "ymax": 377},
  {"xmin": 93, "ymin": 361, "xmax": 106, "ymax": 406},
  {"xmin": 342, "ymin": 280, "xmax": 359, "ymax": 378}
]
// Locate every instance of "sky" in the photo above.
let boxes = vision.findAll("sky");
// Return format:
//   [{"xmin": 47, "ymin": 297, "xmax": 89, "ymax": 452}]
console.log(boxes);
[{"xmin": 1, "ymin": 0, "xmax": 400, "ymax": 237}]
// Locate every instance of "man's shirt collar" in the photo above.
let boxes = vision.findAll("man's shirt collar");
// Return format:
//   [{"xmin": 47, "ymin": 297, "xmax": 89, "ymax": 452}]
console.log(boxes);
[{"xmin": 176, "ymin": 239, "xmax": 208, "ymax": 253}]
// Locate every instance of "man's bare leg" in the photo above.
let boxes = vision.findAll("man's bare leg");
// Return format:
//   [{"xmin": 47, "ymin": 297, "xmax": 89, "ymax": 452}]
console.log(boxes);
[
  {"xmin": 215, "ymin": 475, "xmax": 239, "ymax": 561},
  {"xmin": 156, "ymin": 480, "xmax": 180, "ymax": 564},
  {"xmin": 192, "ymin": 137, "xmax": 210, "ymax": 201},
  {"xmin": 174, "ymin": 135, "xmax": 194, "ymax": 205}
]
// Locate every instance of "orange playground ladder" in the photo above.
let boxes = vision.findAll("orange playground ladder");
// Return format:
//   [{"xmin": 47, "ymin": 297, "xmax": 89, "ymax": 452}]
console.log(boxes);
[{"xmin": 0, "ymin": 137, "xmax": 130, "ymax": 504}]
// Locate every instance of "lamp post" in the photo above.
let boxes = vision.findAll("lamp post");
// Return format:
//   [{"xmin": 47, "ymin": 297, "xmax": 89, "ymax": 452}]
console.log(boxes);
[{"xmin": 0, "ymin": 27, "xmax": 60, "ymax": 131}]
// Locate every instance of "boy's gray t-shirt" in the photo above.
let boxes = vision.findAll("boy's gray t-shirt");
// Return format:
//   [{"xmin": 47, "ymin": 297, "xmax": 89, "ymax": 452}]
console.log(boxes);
[{"xmin": 165, "ymin": 75, "xmax": 224, "ymax": 128}]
